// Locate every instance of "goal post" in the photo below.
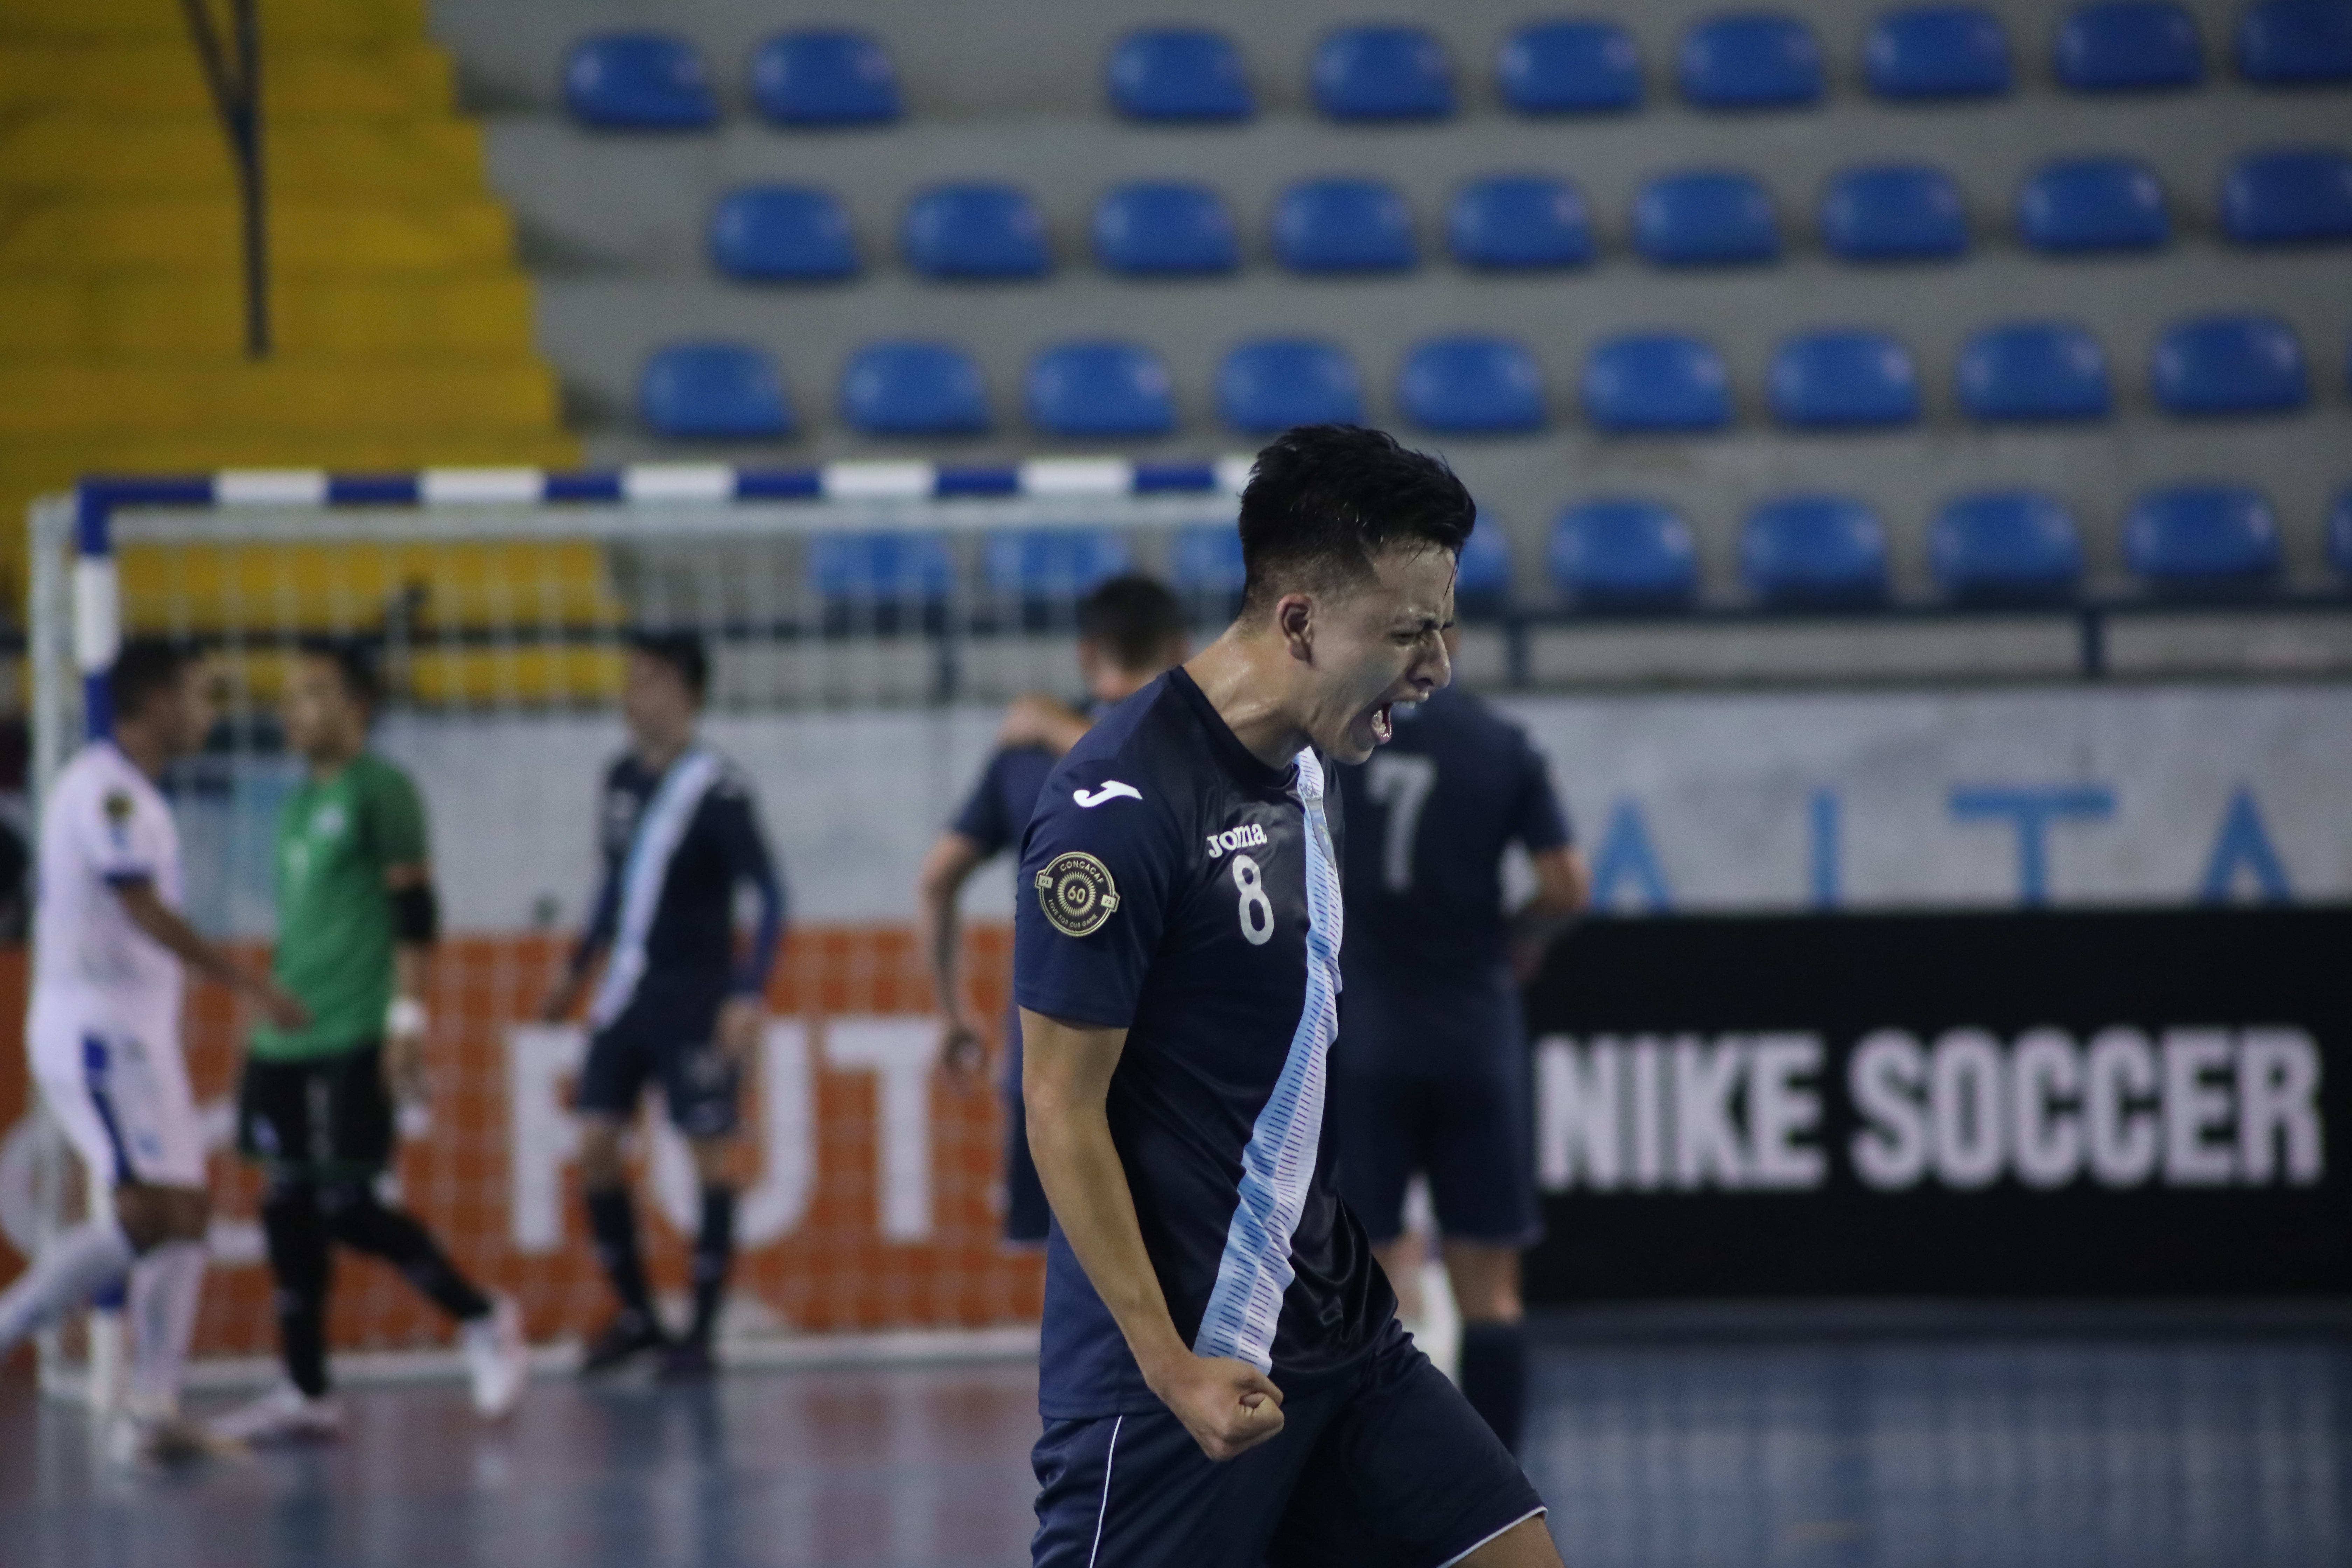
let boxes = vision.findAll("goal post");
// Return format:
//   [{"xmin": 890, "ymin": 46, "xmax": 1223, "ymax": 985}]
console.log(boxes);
[{"xmin": 17, "ymin": 455, "xmax": 1252, "ymax": 1396}]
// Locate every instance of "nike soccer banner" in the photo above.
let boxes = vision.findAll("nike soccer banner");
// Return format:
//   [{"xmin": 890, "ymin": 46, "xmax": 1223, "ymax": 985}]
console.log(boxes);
[{"xmin": 1520, "ymin": 907, "xmax": 2350, "ymax": 1300}]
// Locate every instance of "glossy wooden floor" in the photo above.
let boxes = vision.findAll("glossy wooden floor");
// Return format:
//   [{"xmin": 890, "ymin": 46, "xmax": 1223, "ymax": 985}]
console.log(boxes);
[{"xmin": 4, "ymin": 1328, "xmax": 2347, "ymax": 1567}]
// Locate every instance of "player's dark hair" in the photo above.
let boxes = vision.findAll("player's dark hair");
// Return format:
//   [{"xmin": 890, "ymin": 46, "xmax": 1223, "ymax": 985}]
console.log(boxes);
[
  {"xmin": 298, "ymin": 637, "xmax": 382, "ymax": 714},
  {"xmin": 1236, "ymin": 425, "xmax": 1475, "ymax": 620},
  {"xmin": 629, "ymin": 629, "xmax": 709, "ymax": 702},
  {"xmin": 1076, "ymin": 575, "xmax": 1185, "ymax": 671},
  {"xmin": 107, "ymin": 638, "xmax": 190, "ymax": 724}
]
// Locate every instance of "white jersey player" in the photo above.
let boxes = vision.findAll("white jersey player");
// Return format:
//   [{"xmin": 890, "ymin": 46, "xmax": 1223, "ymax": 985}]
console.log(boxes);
[{"xmin": 0, "ymin": 640, "xmax": 306, "ymax": 1464}]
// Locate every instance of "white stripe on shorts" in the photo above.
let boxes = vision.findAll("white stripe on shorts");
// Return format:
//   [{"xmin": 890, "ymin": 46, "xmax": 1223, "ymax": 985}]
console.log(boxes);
[{"xmin": 1086, "ymin": 1415, "xmax": 1124, "ymax": 1568}]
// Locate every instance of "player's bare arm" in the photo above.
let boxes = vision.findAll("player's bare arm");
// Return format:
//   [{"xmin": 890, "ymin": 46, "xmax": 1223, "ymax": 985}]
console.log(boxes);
[
  {"xmin": 996, "ymin": 694, "xmax": 1091, "ymax": 756},
  {"xmin": 115, "ymin": 878, "xmax": 309, "ymax": 1031},
  {"xmin": 918, "ymin": 831, "xmax": 991, "ymax": 1078},
  {"xmin": 1021, "ymin": 1007, "xmax": 1287, "ymax": 1461},
  {"xmin": 1510, "ymin": 845, "xmax": 1592, "ymax": 983}
]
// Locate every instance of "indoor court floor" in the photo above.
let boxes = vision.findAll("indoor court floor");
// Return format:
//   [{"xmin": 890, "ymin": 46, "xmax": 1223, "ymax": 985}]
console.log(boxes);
[{"xmin": 4, "ymin": 1320, "xmax": 2347, "ymax": 1568}]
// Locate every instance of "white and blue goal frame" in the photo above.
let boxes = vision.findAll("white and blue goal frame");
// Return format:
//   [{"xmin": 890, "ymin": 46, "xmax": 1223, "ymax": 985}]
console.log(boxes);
[{"xmin": 31, "ymin": 455, "xmax": 1259, "ymax": 791}]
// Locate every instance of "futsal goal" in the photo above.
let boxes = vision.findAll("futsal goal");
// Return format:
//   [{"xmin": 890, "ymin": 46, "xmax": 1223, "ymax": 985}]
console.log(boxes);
[{"xmin": 13, "ymin": 456, "xmax": 1252, "ymax": 1401}]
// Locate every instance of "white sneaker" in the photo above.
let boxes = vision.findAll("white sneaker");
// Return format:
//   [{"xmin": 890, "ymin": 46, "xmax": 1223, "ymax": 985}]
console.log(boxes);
[
  {"xmin": 463, "ymin": 1293, "xmax": 529, "ymax": 1419},
  {"xmin": 111, "ymin": 1398, "xmax": 246, "ymax": 1468},
  {"xmin": 208, "ymin": 1381, "xmax": 345, "ymax": 1447}
]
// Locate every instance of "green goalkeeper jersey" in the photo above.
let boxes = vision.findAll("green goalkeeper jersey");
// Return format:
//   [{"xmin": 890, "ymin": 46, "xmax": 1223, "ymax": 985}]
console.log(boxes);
[{"xmin": 250, "ymin": 751, "xmax": 429, "ymax": 1060}]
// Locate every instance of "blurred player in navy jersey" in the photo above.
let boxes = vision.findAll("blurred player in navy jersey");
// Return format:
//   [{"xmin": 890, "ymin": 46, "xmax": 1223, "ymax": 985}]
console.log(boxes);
[
  {"xmin": 1018, "ymin": 427, "xmax": 1562, "ymax": 1566},
  {"xmin": 1333, "ymin": 633, "xmax": 1589, "ymax": 1455},
  {"xmin": 541, "ymin": 631, "xmax": 786, "ymax": 1379},
  {"xmin": 917, "ymin": 576, "xmax": 1188, "ymax": 1245}
]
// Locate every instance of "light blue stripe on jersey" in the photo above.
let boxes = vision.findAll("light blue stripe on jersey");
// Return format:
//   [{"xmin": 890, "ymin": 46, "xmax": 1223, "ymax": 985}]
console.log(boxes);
[
  {"xmin": 588, "ymin": 746, "xmax": 726, "ymax": 1028},
  {"xmin": 1192, "ymin": 749, "xmax": 1344, "ymax": 1373}
]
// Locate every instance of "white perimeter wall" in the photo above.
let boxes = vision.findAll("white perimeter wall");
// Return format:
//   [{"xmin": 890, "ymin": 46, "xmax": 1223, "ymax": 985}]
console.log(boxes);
[{"xmin": 181, "ymin": 683, "xmax": 2352, "ymax": 938}]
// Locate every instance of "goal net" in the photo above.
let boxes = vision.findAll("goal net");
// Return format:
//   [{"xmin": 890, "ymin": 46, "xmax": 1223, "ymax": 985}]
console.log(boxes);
[{"xmin": 13, "ymin": 456, "xmax": 1251, "ymax": 1396}]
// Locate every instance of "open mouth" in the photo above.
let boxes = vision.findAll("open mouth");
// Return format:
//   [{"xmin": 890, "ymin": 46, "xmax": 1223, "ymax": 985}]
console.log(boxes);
[{"xmin": 1369, "ymin": 703, "xmax": 1395, "ymax": 744}]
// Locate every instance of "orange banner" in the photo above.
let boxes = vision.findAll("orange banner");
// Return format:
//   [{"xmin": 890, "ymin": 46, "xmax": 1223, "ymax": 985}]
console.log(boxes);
[{"xmin": 0, "ymin": 927, "xmax": 1042, "ymax": 1362}]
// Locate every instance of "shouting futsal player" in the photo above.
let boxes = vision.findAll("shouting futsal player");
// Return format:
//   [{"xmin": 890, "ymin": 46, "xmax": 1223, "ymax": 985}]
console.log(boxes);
[{"xmin": 1018, "ymin": 426, "xmax": 1562, "ymax": 1565}]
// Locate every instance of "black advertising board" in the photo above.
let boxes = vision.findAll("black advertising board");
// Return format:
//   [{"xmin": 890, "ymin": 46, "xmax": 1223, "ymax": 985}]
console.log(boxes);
[{"xmin": 1518, "ymin": 908, "xmax": 2351, "ymax": 1302}]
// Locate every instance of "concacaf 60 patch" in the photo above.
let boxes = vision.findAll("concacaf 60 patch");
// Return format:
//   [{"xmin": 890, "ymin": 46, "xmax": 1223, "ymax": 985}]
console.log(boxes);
[{"xmin": 1036, "ymin": 852, "xmax": 1120, "ymax": 937}]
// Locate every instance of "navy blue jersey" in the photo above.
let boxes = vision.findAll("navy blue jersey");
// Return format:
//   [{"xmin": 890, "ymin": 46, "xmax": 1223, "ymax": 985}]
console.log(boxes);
[
  {"xmin": 1334, "ymin": 686, "xmax": 1570, "ymax": 989},
  {"xmin": 1015, "ymin": 668, "xmax": 1392, "ymax": 1419},
  {"xmin": 573, "ymin": 746, "xmax": 787, "ymax": 1025},
  {"xmin": 950, "ymin": 743, "xmax": 1059, "ymax": 859}
]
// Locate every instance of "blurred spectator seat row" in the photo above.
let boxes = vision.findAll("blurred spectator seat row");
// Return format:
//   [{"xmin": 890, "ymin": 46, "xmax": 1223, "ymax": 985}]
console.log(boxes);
[
  {"xmin": 800, "ymin": 482, "xmax": 2352, "ymax": 614},
  {"xmin": 637, "ymin": 313, "xmax": 2344, "ymax": 440},
  {"xmin": 564, "ymin": 3, "xmax": 2352, "ymax": 128},
  {"xmin": 698, "ymin": 150, "xmax": 2352, "ymax": 285}
]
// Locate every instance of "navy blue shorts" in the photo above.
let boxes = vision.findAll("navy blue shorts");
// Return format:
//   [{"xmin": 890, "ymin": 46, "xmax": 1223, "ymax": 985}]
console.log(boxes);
[
  {"xmin": 1001, "ymin": 1015, "xmax": 1049, "ymax": 1246},
  {"xmin": 1331, "ymin": 976, "xmax": 1541, "ymax": 1247},
  {"xmin": 574, "ymin": 988, "xmax": 740, "ymax": 1140},
  {"xmin": 1032, "ymin": 1319, "xmax": 1544, "ymax": 1567}
]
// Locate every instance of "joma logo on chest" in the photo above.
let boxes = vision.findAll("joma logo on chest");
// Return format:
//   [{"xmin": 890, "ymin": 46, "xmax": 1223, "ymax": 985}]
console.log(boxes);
[{"xmin": 1204, "ymin": 822, "xmax": 1269, "ymax": 860}]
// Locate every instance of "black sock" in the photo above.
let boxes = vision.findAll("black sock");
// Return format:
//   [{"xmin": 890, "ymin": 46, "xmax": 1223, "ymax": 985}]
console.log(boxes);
[
  {"xmin": 1458, "ymin": 1319, "xmax": 1531, "ymax": 1455},
  {"xmin": 688, "ymin": 1185, "xmax": 737, "ymax": 1345},
  {"xmin": 583, "ymin": 1184, "xmax": 654, "ymax": 1324},
  {"xmin": 318, "ymin": 1184, "xmax": 492, "ymax": 1323},
  {"xmin": 260, "ymin": 1183, "xmax": 334, "ymax": 1399}
]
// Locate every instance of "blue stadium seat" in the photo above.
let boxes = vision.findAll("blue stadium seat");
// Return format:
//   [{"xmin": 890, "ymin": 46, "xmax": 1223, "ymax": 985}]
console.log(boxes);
[
  {"xmin": 1311, "ymin": 25, "xmax": 1456, "ymax": 120},
  {"xmin": 2124, "ymin": 484, "xmax": 2284, "ymax": 594},
  {"xmin": 2329, "ymin": 486, "xmax": 2352, "ymax": 580},
  {"xmin": 637, "ymin": 342, "xmax": 793, "ymax": 439},
  {"xmin": 838, "ymin": 341, "xmax": 991, "ymax": 435},
  {"xmin": 1397, "ymin": 336, "xmax": 1547, "ymax": 433},
  {"xmin": 1634, "ymin": 169, "xmax": 1782, "ymax": 265},
  {"xmin": 1106, "ymin": 27, "xmax": 1254, "ymax": 120},
  {"xmin": 806, "ymin": 533, "xmax": 957, "ymax": 610},
  {"xmin": 1548, "ymin": 497, "xmax": 1701, "ymax": 610},
  {"xmin": 748, "ymin": 29, "xmax": 901, "ymax": 126},
  {"xmin": 1819, "ymin": 163, "xmax": 1969, "ymax": 260},
  {"xmin": 2054, "ymin": 2, "xmax": 2205, "ymax": 91},
  {"xmin": 1448, "ymin": 175, "xmax": 1595, "ymax": 268},
  {"xmin": 707, "ymin": 186, "xmax": 859, "ymax": 281},
  {"xmin": 1024, "ymin": 342, "xmax": 1176, "ymax": 438},
  {"xmin": 2016, "ymin": 156, "xmax": 2170, "ymax": 252},
  {"xmin": 982, "ymin": 530, "xmax": 1136, "ymax": 602},
  {"xmin": 901, "ymin": 184, "xmax": 1051, "ymax": 280},
  {"xmin": 1769, "ymin": 330, "xmax": 1921, "ymax": 427},
  {"xmin": 564, "ymin": 33, "xmax": 719, "ymax": 130},
  {"xmin": 1741, "ymin": 495, "xmax": 1892, "ymax": 608},
  {"xmin": 2150, "ymin": 313, "xmax": 2309, "ymax": 414},
  {"xmin": 2222, "ymin": 148, "xmax": 2352, "ymax": 244},
  {"xmin": 1497, "ymin": 20, "xmax": 1644, "ymax": 113},
  {"xmin": 1092, "ymin": 182, "xmax": 1240, "ymax": 275},
  {"xmin": 1170, "ymin": 526, "xmax": 1247, "ymax": 612},
  {"xmin": 1582, "ymin": 334, "xmax": 1734, "ymax": 433},
  {"xmin": 1216, "ymin": 340, "xmax": 1366, "ymax": 432},
  {"xmin": 2237, "ymin": 0, "xmax": 2352, "ymax": 84},
  {"xmin": 1956, "ymin": 321, "xmax": 2113, "ymax": 421},
  {"xmin": 1272, "ymin": 178, "xmax": 1418, "ymax": 273},
  {"xmin": 1930, "ymin": 490, "xmax": 2086, "ymax": 603},
  {"xmin": 1455, "ymin": 514, "xmax": 1516, "ymax": 614},
  {"xmin": 1864, "ymin": 5, "xmax": 2015, "ymax": 98},
  {"xmin": 1678, "ymin": 13, "xmax": 1825, "ymax": 108}
]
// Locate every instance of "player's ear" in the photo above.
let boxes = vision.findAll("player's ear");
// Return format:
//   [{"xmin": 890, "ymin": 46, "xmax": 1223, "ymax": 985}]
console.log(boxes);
[{"xmin": 1277, "ymin": 593, "xmax": 1314, "ymax": 663}]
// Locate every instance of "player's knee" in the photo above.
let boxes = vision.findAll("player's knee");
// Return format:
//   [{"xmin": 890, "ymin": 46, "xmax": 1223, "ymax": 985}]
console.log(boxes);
[
  {"xmin": 112, "ymin": 1185, "xmax": 171, "ymax": 1252},
  {"xmin": 687, "ymin": 1136, "xmax": 736, "ymax": 1186},
  {"xmin": 575, "ymin": 1119, "xmax": 626, "ymax": 1186}
]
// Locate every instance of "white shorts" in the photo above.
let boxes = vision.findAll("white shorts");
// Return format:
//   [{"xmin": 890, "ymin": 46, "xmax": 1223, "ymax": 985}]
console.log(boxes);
[{"xmin": 27, "ymin": 999, "xmax": 207, "ymax": 1190}]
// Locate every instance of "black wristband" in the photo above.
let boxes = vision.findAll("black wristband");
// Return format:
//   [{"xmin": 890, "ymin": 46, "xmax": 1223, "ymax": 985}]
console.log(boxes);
[{"xmin": 390, "ymin": 882, "xmax": 440, "ymax": 945}]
